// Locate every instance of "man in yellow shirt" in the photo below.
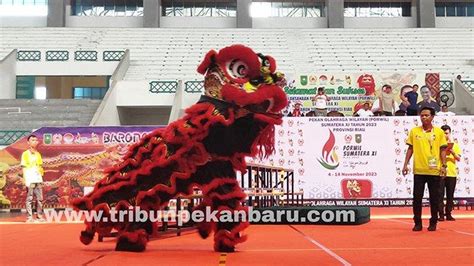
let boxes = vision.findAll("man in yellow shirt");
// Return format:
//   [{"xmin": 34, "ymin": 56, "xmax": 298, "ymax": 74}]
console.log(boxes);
[
  {"xmin": 438, "ymin": 125, "xmax": 461, "ymax": 221},
  {"xmin": 403, "ymin": 107, "xmax": 447, "ymax": 232},
  {"xmin": 21, "ymin": 135, "xmax": 45, "ymax": 223}
]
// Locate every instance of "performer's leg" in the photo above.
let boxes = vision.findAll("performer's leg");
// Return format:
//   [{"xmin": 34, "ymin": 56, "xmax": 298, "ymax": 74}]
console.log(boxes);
[
  {"xmin": 34, "ymin": 184, "xmax": 44, "ymax": 219},
  {"xmin": 26, "ymin": 184, "xmax": 34, "ymax": 221},
  {"xmin": 202, "ymin": 178, "xmax": 248, "ymax": 252},
  {"xmin": 427, "ymin": 175, "xmax": 440, "ymax": 229},
  {"xmin": 438, "ymin": 178, "xmax": 446, "ymax": 220},
  {"xmin": 115, "ymin": 174, "xmax": 195, "ymax": 252}
]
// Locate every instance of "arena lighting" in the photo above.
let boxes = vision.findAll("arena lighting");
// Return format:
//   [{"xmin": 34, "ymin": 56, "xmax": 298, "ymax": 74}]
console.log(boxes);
[
  {"xmin": 250, "ymin": 2, "xmax": 271, "ymax": 18},
  {"xmin": 0, "ymin": 5, "xmax": 47, "ymax": 16}
]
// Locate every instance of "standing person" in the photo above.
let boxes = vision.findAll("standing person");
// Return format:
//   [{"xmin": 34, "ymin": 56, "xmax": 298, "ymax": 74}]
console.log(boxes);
[
  {"xmin": 312, "ymin": 87, "xmax": 330, "ymax": 116},
  {"xmin": 21, "ymin": 135, "xmax": 45, "ymax": 223},
  {"xmin": 438, "ymin": 125, "xmax": 461, "ymax": 221},
  {"xmin": 402, "ymin": 107, "xmax": 447, "ymax": 232},
  {"xmin": 405, "ymin": 84, "xmax": 419, "ymax": 116},
  {"xmin": 379, "ymin": 84, "xmax": 395, "ymax": 116}
]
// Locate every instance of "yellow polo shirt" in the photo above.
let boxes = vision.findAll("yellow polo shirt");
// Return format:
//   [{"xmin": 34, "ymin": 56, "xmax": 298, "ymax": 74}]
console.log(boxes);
[
  {"xmin": 446, "ymin": 143, "xmax": 461, "ymax": 177},
  {"xmin": 406, "ymin": 126, "xmax": 447, "ymax": 176},
  {"xmin": 21, "ymin": 150, "xmax": 44, "ymax": 176}
]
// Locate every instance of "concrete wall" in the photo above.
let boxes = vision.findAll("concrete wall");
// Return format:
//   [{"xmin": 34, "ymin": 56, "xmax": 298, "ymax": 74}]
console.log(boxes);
[
  {"xmin": 90, "ymin": 82, "xmax": 120, "ymax": 125},
  {"xmin": 253, "ymin": 17, "xmax": 327, "ymax": 28},
  {"xmin": 453, "ymin": 78, "xmax": 474, "ymax": 115},
  {"xmin": 0, "ymin": 50, "xmax": 17, "ymax": 99},
  {"xmin": 345, "ymin": 17, "xmax": 417, "ymax": 28},
  {"xmin": 416, "ymin": 0, "xmax": 435, "ymax": 28},
  {"xmin": 160, "ymin": 17, "xmax": 236, "ymax": 28},
  {"xmin": 116, "ymin": 81, "xmax": 175, "ymax": 106},
  {"xmin": 47, "ymin": 0, "xmax": 66, "ymax": 27},
  {"xmin": 0, "ymin": 17, "xmax": 47, "ymax": 27},
  {"xmin": 237, "ymin": 0, "xmax": 252, "ymax": 28},
  {"xmin": 143, "ymin": 0, "xmax": 161, "ymax": 27},
  {"xmin": 436, "ymin": 17, "xmax": 474, "ymax": 28},
  {"xmin": 326, "ymin": 0, "xmax": 344, "ymax": 28}
]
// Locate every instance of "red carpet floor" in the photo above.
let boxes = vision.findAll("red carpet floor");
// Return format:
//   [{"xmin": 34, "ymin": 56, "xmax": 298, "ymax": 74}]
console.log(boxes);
[{"xmin": 1, "ymin": 207, "xmax": 473, "ymax": 265}]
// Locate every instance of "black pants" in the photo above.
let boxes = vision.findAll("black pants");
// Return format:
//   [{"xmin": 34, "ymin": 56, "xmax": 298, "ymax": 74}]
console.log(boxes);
[
  {"xmin": 413, "ymin": 174, "xmax": 440, "ymax": 225},
  {"xmin": 439, "ymin": 177, "xmax": 457, "ymax": 217},
  {"xmin": 383, "ymin": 111, "xmax": 393, "ymax": 116}
]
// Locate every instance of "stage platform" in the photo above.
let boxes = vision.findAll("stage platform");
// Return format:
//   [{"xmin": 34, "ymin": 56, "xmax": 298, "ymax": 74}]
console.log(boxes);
[{"xmin": 1, "ymin": 207, "xmax": 473, "ymax": 265}]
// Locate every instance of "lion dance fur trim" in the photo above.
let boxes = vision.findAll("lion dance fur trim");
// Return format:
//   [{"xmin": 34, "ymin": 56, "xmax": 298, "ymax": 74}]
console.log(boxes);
[{"xmin": 72, "ymin": 44, "xmax": 288, "ymax": 252}]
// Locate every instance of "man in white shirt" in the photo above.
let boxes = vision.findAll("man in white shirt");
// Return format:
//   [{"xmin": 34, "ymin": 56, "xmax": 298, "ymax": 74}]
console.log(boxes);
[
  {"xmin": 437, "ymin": 105, "xmax": 455, "ymax": 116},
  {"xmin": 312, "ymin": 87, "xmax": 330, "ymax": 116},
  {"xmin": 356, "ymin": 102, "xmax": 374, "ymax": 117}
]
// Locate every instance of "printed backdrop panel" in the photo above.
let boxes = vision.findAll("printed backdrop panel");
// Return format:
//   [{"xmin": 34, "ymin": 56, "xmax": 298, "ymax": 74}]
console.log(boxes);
[
  {"xmin": 248, "ymin": 116, "xmax": 473, "ymax": 202},
  {"xmin": 284, "ymin": 73, "xmax": 436, "ymax": 116}
]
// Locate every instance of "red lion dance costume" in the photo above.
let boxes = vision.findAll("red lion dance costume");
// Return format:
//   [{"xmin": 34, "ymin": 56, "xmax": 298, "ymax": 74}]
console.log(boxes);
[{"xmin": 72, "ymin": 45, "xmax": 288, "ymax": 252}]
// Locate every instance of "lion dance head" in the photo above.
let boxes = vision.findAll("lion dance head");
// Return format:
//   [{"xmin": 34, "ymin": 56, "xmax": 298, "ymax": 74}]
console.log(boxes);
[{"xmin": 197, "ymin": 44, "xmax": 288, "ymax": 125}]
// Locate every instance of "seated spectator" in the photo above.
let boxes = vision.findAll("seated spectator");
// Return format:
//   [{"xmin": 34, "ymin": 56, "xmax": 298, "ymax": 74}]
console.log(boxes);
[
  {"xmin": 305, "ymin": 111, "xmax": 316, "ymax": 117},
  {"xmin": 328, "ymin": 111, "xmax": 344, "ymax": 117},
  {"xmin": 438, "ymin": 105, "xmax": 456, "ymax": 116},
  {"xmin": 312, "ymin": 87, "xmax": 330, "ymax": 117},
  {"xmin": 373, "ymin": 111, "xmax": 383, "ymax": 116},
  {"xmin": 395, "ymin": 110, "xmax": 407, "ymax": 116},
  {"xmin": 355, "ymin": 102, "xmax": 374, "ymax": 117}
]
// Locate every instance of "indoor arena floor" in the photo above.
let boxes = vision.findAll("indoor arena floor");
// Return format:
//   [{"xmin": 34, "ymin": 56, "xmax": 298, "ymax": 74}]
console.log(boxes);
[{"xmin": 1, "ymin": 207, "xmax": 473, "ymax": 265}]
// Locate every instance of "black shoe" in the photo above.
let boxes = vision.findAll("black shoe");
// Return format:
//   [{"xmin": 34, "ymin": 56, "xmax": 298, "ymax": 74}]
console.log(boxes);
[
  {"xmin": 428, "ymin": 224, "xmax": 437, "ymax": 231},
  {"xmin": 438, "ymin": 217, "xmax": 445, "ymax": 221},
  {"xmin": 446, "ymin": 215, "xmax": 456, "ymax": 221},
  {"xmin": 412, "ymin": 224, "xmax": 422, "ymax": 231}
]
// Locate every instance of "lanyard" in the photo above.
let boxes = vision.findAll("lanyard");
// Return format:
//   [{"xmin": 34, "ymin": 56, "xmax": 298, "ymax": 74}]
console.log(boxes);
[{"xmin": 423, "ymin": 129, "xmax": 435, "ymax": 155}]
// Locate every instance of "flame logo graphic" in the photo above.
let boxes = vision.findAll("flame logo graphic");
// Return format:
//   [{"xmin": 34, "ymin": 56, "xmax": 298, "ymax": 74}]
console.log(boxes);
[{"xmin": 318, "ymin": 129, "xmax": 339, "ymax": 170}]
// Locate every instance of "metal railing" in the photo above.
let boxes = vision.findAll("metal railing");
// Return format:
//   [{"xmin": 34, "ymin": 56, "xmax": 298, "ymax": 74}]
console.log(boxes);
[
  {"xmin": 149, "ymin": 81, "xmax": 178, "ymax": 93},
  {"xmin": 15, "ymin": 50, "xmax": 125, "ymax": 62},
  {"xmin": 0, "ymin": 130, "xmax": 31, "ymax": 146}
]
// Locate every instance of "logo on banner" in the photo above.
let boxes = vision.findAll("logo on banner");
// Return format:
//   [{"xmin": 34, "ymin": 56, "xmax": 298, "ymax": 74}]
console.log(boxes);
[
  {"xmin": 300, "ymin": 75, "xmax": 308, "ymax": 86},
  {"xmin": 341, "ymin": 179, "xmax": 372, "ymax": 198},
  {"xmin": 318, "ymin": 129, "xmax": 340, "ymax": 170},
  {"xmin": 43, "ymin": 134, "xmax": 52, "ymax": 145},
  {"xmin": 345, "ymin": 135, "xmax": 352, "ymax": 143},
  {"xmin": 355, "ymin": 134, "xmax": 362, "ymax": 144}
]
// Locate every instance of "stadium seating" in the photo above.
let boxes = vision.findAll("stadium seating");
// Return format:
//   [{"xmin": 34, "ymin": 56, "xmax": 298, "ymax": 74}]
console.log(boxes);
[
  {"xmin": 0, "ymin": 99, "xmax": 100, "ymax": 131},
  {"xmin": 1, "ymin": 27, "xmax": 472, "ymax": 81}
]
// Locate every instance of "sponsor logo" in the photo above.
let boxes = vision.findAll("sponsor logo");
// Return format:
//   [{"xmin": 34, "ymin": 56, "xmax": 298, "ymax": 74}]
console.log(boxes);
[{"xmin": 318, "ymin": 129, "xmax": 340, "ymax": 170}]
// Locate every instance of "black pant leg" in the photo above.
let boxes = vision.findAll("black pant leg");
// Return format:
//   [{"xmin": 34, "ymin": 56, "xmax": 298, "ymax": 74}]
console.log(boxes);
[
  {"xmin": 445, "ymin": 177, "xmax": 457, "ymax": 216},
  {"xmin": 413, "ymin": 175, "xmax": 426, "ymax": 224},
  {"xmin": 427, "ymin": 175, "xmax": 440, "ymax": 224},
  {"xmin": 438, "ymin": 178, "xmax": 446, "ymax": 217}
]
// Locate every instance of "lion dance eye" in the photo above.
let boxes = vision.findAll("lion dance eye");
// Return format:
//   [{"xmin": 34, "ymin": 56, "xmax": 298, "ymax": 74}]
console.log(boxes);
[{"xmin": 227, "ymin": 59, "xmax": 248, "ymax": 79}]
